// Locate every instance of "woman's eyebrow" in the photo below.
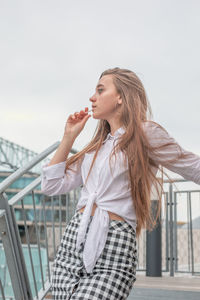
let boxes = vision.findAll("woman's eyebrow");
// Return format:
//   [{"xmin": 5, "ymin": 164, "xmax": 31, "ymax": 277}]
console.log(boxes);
[{"xmin": 96, "ymin": 84, "xmax": 104, "ymax": 89}]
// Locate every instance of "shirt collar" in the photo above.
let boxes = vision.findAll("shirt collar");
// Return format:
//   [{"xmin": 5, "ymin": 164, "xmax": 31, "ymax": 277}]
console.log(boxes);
[{"xmin": 102, "ymin": 126, "xmax": 125, "ymax": 144}]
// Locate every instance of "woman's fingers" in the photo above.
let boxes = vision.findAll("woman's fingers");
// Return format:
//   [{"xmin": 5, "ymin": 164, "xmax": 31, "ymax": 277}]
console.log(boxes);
[
  {"xmin": 73, "ymin": 108, "xmax": 89, "ymax": 119},
  {"xmin": 79, "ymin": 110, "xmax": 85, "ymax": 117},
  {"xmin": 68, "ymin": 108, "xmax": 90, "ymax": 123},
  {"xmin": 74, "ymin": 112, "xmax": 79, "ymax": 118}
]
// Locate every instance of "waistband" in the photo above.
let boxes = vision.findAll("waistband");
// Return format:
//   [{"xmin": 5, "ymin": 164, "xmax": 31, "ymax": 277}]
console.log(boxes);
[
  {"xmin": 78, "ymin": 204, "xmax": 125, "ymax": 221},
  {"xmin": 76, "ymin": 209, "xmax": 135, "ymax": 234}
]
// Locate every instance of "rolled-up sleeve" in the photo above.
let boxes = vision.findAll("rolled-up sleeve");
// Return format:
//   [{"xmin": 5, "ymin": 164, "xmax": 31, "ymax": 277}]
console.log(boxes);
[
  {"xmin": 144, "ymin": 121, "xmax": 200, "ymax": 185},
  {"xmin": 41, "ymin": 159, "xmax": 83, "ymax": 196}
]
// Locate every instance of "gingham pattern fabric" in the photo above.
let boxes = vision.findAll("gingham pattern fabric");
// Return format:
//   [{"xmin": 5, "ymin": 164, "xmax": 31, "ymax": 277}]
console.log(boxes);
[{"xmin": 51, "ymin": 210, "xmax": 138, "ymax": 300}]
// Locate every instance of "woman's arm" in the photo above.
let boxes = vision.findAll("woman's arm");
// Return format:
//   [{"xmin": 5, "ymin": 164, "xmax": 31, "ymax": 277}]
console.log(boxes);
[
  {"xmin": 48, "ymin": 133, "xmax": 76, "ymax": 166},
  {"xmin": 41, "ymin": 158, "xmax": 83, "ymax": 196},
  {"xmin": 41, "ymin": 133, "xmax": 81, "ymax": 196},
  {"xmin": 144, "ymin": 121, "xmax": 200, "ymax": 185}
]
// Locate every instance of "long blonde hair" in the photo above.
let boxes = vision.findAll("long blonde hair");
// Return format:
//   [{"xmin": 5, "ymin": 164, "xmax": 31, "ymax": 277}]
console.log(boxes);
[{"xmin": 65, "ymin": 67, "xmax": 182, "ymax": 236}]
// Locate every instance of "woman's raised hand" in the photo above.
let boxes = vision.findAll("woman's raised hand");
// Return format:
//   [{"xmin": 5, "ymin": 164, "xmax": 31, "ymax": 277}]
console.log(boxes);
[{"xmin": 64, "ymin": 107, "xmax": 91, "ymax": 138}]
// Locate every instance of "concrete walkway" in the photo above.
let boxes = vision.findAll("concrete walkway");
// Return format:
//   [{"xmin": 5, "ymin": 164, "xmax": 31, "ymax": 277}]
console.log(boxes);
[
  {"xmin": 127, "ymin": 275, "xmax": 200, "ymax": 300},
  {"xmin": 128, "ymin": 288, "xmax": 200, "ymax": 300}
]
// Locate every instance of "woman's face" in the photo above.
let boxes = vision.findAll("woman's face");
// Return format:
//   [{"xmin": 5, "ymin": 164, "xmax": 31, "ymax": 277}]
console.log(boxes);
[{"xmin": 89, "ymin": 75, "xmax": 121, "ymax": 120}]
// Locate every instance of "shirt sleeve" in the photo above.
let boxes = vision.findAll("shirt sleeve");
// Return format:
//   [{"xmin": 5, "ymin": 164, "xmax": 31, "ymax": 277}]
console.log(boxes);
[
  {"xmin": 143, "ymin": 121, "xmax": 200, "ymax": 185},
  {"xmin": 41, "ymin": 158, "xmax": 83, "ymax": 196}
]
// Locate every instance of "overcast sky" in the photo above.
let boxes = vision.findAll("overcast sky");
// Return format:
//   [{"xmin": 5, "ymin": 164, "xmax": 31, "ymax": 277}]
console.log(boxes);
[{"xmin": 0, "ymin": 0, "xmax": 200, "ymax": 158}]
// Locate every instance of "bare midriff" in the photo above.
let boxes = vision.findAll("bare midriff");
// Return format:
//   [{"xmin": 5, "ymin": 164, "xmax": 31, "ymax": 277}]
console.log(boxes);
[{"xmin": 79, "ymin": 203, "xmax": 125, "ymax": 221}]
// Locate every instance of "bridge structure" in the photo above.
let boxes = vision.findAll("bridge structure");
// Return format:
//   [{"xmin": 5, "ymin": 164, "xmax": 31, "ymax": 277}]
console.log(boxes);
[
  {"xmin": 0, "ymin": 137, "xmax": 48, "ymax": 174},
  {"xmin": 0, "ymin": 136, "xmax": 199, "ymax": 299}
]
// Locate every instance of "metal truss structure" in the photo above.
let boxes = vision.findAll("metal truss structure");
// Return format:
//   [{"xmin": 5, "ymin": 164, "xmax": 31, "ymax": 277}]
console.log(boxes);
[{"xmin": 0, "ymin": 137, "xmax": 48, "ymax": 174}]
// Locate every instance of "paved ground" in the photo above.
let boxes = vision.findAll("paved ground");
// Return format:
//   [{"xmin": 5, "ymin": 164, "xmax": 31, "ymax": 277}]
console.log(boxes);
[
  {"xmin": 127, "ymin": 275, "xmax": 200, "ymax": 300},
  {"xmin": 128, "ymin": 287, "xmax": 200, "ymax": 300},
  {"xmin": 133, "ymin": 274, "xmax": 200, "ymax": 291}
]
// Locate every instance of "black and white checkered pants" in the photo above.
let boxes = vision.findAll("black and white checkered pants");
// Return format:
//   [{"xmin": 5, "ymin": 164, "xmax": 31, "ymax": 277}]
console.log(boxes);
[{"xmin": 51, "ymin": 210, "xmax": 138, "ymax": 300}]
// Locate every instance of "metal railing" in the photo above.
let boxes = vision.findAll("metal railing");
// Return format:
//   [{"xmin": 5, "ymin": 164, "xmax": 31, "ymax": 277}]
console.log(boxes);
[
  {"xmin": 136, "ymin": 180, "xmax": 200, "ymax": 277},
  {"xmin": 0, "ymin": 142, "xmax": 200, "ymax": 299},
  {"xmin": 0, "ymin": 141, "xmax": 79, "ymax": 299},
  {"xmin": 0, "ymin": 137, "xmax": 49, "ymax": 174}
]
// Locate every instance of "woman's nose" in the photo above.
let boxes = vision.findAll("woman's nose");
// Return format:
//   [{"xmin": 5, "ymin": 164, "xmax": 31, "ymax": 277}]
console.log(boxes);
[{"xmin": 89, "ymin": 95, "xmax": 96, "ymax": 102}]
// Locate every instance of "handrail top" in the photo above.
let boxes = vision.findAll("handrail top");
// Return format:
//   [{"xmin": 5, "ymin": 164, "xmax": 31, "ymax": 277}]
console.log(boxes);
[
  {"xmin": 0, "ymin": 141, "xmax": 77, "ymax": 194},
  {"xmin": 0, "ymin": 141, "xmax": 60, "ymax": 193}
]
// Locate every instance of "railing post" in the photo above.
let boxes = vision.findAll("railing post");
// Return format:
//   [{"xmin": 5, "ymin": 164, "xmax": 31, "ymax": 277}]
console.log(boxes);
[
  {"xmin": 165, "ymin": 192, "xmax": 169, "ymax": 272},
  {"xmin": 146, "ymin": 200, "xmax": 162, "ymax": 276},
  {"xmin": 0, "ymin": 193, "xmax": 33, "ymax": 300},
  {"xmin": 188, "ymin": 192, "xmax": 194, "ymax": 274},
  {"xmin": 146, "ymin": 180, "xmax": 162, "ymax": 277},
  {"xmin": 169, "ymin": 183, "xmax": 175, "ymax": 276},
  {"xmin": 174, "ymin": 192, "xmax": 178, "ymax": 272}
]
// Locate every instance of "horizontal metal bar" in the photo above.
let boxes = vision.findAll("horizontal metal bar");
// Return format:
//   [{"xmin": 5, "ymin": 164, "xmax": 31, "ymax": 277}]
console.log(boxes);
[
  {"xmin": 174, "ymin": 190, "xmax": 200, "ymax": 194},
  {"xmin": 9, "ymin": 176, "xmax": 41, "ymax": 206},
  {"xmin": 16, "ymin": 221, "xmax": 67, "ymax": 226},
  {"xmin": 14, "ymin": 204, "xmax": 66, "ymax": 210},
  {"xmin": 0, "ymin": 141, "xmax": 61, "ymax": 194},
  {"xmin": 3, "ymin": 188, "xmax": 41, "ymax": 194},
  {"xmin": 175, "ymin": 270, "xmax": 200, "ymax": 274},
  {"xmin": 163, "ymin": 178, "xmax": 188, "ymax": 183}
]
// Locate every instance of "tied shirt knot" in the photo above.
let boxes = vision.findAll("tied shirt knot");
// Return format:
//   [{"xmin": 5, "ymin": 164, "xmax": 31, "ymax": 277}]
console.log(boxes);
[{"xmin": 76, "ymin": 191, "xmax": 110, "ymax": 274}]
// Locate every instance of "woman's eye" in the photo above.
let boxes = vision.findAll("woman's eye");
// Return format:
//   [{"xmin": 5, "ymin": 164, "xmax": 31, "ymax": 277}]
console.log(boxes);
[{"xmin": 98, "ymin": 89, "xmax": 103, "ymax": 93}]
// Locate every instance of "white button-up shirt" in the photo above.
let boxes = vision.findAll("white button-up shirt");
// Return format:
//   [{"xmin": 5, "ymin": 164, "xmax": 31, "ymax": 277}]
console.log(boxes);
[{"xmin": 41, "ymin": 121, "xmax": 200, "ymax": 273}]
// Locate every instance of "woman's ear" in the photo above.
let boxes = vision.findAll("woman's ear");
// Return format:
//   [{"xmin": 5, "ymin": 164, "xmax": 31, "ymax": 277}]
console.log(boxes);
[
  {"xmin": 118, "ymin": 99, "xmax": 122, "ymax": 105},
  {"xmin": 116, "ymin": 94, "xmax": 122, "ymax": 103}
]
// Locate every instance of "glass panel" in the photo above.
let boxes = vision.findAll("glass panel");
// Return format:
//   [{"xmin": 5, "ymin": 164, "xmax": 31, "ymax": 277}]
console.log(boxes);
[{"xmin": 0, "ymin": 243, "xmax": 15, "ymax": 299}]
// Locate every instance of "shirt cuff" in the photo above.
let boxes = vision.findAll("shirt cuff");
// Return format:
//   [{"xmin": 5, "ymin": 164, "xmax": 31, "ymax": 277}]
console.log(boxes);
[{"xmin": 42, "ymin": 161, "xmax": 66, "ymax": 180}]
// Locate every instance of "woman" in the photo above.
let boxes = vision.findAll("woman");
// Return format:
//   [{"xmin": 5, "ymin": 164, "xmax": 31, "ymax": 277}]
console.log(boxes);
[{"xmin": 41, "ymin": 67, "xmax": 200, "ymax": 300}]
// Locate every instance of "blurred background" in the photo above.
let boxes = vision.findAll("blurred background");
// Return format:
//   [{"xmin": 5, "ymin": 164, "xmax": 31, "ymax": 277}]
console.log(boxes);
[
  {"xmin": 0, "ymin": 1, "xmax": 200, "ymax": 299},
  {"xmin": 0, "ymin": 0, "xmax": 200, "ymax": 154}
]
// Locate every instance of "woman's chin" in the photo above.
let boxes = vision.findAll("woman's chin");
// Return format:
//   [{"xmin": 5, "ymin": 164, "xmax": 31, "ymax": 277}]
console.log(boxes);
[
  {"xmin": 92, "ymin": 115, "xmax": 99, "ymax": 119},
  {"xmin": 92, "ymin": 112, "xmax": 100, "ymax": 119}
]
